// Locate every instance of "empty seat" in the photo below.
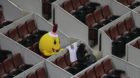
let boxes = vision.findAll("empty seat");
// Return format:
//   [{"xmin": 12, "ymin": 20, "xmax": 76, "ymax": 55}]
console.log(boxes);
[
  {"xmin": 86, "ymin": 68, "xmax": 96, "ymax": 78},
  {"xmin": 130, "ymin": 1, "xmax": 140, "ymax": 9},
  {"xmin": 64, "ymin": 52, "xmax": 71, "ymax": 66},
  {"xmin": 26, "ymin": 72, "xmax": 37, "ymax": 78},
  {"xmin": 56, "ymin": 56, "xmax": 68, "ymax": 69},
  {"xmin": 17, "ymin": 23, "xmax": 29, "ymax": 38},
  {"xmin": 132, "ymin": 41, "xmax": 139, "ymax": 48},
  {"xmin": 110, "ymin": 25, "xmax": 126, "ymax": 58},
  {"xmin": 0, "ymin": 63, "xmax": 6, "ymax": 77},
  {"xmin": 117, "ymin": 22, "xmax": 128, "ymax": 36},
  {"xmin": 137, "ymin": 39, "xmax": 140, "ymax": 49},
  {"xmin": 85, "ymin": 13, "xmax": 97, "ymax": 28},
  {"xmin": 26, "ymin": 20, "xmax": 38, "ymax": 34},
  {"xmin": 63, "ymin": 0, "xmax": 75, "ymax": 14},
  {"xmin": 102, "ymin": 5, "xmax": 119, "ymax": 21},
  {"xmin": 110, "ymin": 26, "xmax": 120, "ymax": 41},
  {"xmin": 71, "ymin": 0, "xmax": 82, "ymax": 10},
  {"xmin": 0, "ymin": 6, "xmax": 4, "ymax": 25},
  {"xmin": 125, "ymin": 17, "xmax": 135, "ymax": 32},
  {"xmin": 94, "ymin": 63, "xmax": 105, "ymax": 78},
  {"xmin": 128, "ymin": 0, "xmax": 140, "ymax": 9},
  {"xmin": 3, "ymin": 57, "xmax": 21, "ymax": 76},
  {"xmin": 13, "ymin": 53, "xmax": 32, "ymax": 71},
  {"xmin": 0, "ymin": 63, "xmax": 12, "ymax": 78},
  {"xmin": 79, "ymin": 0, "xmax": 89, "ymax": 5},
  {"xmin": 102, "ymin": 58, "xmax": 114, "ymax": 73},
  {"xmin": 78, "ymin": 73, "xmax": 87, "ymax": 78},
  {"xmin": 93, "ymin": 9, "xmax": 105, "ymax": 24},
  {"xmin": 105, "ymin": 30, "xmax": 111, "ymax": 38},
  {"xmin": 36, "ymin": 67, "xmax": 48, "ymax": 78},
  {"xmin": 124, "ymin": 17, "xmax": 140, "ymax": 38},
  {"xmin": 117, "ymin": 0, "xmax": 129, "ymax": 6},
  {"xmin": 31, "ymin": 42, "xmax": 40, "ymax": 53},
  {"xmin": 102, "ymin": 5, "xmax": 112, "ymax": 19},
  {"xmin": 8, "ymin": 28, "xmax": 21, "ymax": 42},
  {"xmin": 128, "ymin": 0, "xmax": 134, "ymax": 5}
]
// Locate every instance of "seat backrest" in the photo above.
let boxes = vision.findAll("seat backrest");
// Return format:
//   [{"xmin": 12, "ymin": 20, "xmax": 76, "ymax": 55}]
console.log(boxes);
[
  {"xmin": 117, "ymin": 22, "xmax": 127, "ymax": 35},
  {"xmin": 86, "ymin": 68, "xmax": 96, "ymax": 78},
  {"xmin": 102, "ymin": 5, "xmax": 112, "ymax": 19},
  {"xmin": 56, "ymin": 56, "xmax": 68, "ymax": 69},
  {"xmin": 137, "ymin": 39, "xmax": 140, "ymax": 49},
  {"xmin": 64, "ymin": 51, "xmax": 71, "ymax": 66},
  {"xmin": 132, "ymin": 41, "xmax": 139, "ymax": 48},
  {"xmin": 110, "ymin": 26, "xmax": 120, "ymax": 40},
  {"xmin": 8, "ymin": 28, "xmax": 20, "ymax": 41},
  {"xmin": 117, "ymin": 0, "xmax": 129, "ymax": 5},
  {"xmin": 105, "ymin": 30, "xmax": 111, "ymax": 38},
  {"xmin": 127, "ymin": 0, "xmax": 135, "ymax": 5},
  {"xmin": 3, "ymin": 57, "xmax": 15, "ymax": 73},
  {"xmin": 124, "ymin": 17, "xmax": 135, "ymax": 32},
  {"xmin": 32, "ymin": 42, "xmax": 40, "ymax": 53},
  {"xmin": 0, "ymin": 63, "xmax": 5, "ymax": 77},
  {"xmin": 93, "ymin": 9, "xmax": 104, "ymax": 23},
  {"xmin": 0, "ymin": 10, "xmax": 4, "ymax": 24},
  {"xmin": 63, "ymin": 0, "xmax": 74, "ymax": 13},
  {"xmin": 26, "ymin": 20, "xmax": 37, "ymax": 34},
  {"xmin": 13, "ymin": 53, "xmax": 24, "ymax": 68},
  {"xmin": 17, "ymin": 23, "xmax": 29, "ymax": 38},
  {"xmin": 26, "ymin": 72, "xmax": 37, "ymax": 78},
  {"xmin": 71, "ymin": 0, "xmax": 81, "ymax": 10},
  {"xmin": 94, "ymin": 63, "xmax": 105, "ymax": 78},
  {"xmin": 36, "ymin": 67, "xmax": 47, "ymax": 78},
  {"xmin": 85, "ymin": 13, "xmax": 96, "ymax": 28},
  {"xmin": 79, "ymin": 0, "xmax": 89, "ymax": 5},
  {"xmin": 102, "ymin": 58, "xmax": 113, "ymax": 73},
  {"xmin": 78, "ymin": 72, "xmax": 87, "ymax": 78}
]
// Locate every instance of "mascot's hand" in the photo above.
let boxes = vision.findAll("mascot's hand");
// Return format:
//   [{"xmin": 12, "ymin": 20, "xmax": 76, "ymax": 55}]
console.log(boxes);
[{"xmin": 59, "ymin": 48, "xmax": 64, "ymax": 52}]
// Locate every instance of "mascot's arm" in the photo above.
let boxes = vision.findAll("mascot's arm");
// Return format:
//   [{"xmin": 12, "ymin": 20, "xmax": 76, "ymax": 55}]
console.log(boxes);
[
  {"xmin": 42, "ymin": 50, "xmax": 54, "ymax": 56},
  {"xmin": 42, "ymin": 49, "xmax": 64, "ymax": 56}
]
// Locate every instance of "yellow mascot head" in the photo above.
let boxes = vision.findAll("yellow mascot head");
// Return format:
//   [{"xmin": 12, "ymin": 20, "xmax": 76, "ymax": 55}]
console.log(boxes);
[{"xmin": 39, "ymin": 24, "xmax": 61, "ymax": 57}]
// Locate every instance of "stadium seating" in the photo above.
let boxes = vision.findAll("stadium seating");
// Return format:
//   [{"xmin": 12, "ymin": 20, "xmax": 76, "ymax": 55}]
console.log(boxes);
[
  {"xmin": 26, "ymin": 67, "xmax": 48, "ymax": 78},
  {"xmin": 0, "ymin": 52, "xmax": 33, "ymax": 78},
  {"xmin": 117, "ymin": 0, "xmax": 140, "ymax": 9}
]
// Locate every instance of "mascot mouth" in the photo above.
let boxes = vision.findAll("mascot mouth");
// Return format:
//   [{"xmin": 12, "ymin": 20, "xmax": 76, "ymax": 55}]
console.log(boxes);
[{"xmin": 52, "ymin": 48, "xmax": 59, "ymax": 52}]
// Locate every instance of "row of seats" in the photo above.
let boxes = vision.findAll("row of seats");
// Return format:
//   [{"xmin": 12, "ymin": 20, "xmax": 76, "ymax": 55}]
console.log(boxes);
[
  {"xmin": 117, "ymin": 0, "xmax": 140, "ymax": 9},
  {"xmin": 132, "ymin": 39, "xmax": 140, "ymax": 49},
  {"xmin": 0, "ymin": 5, "xmax": 12, "ymax": 29},
  {"xmin": 5, "ymin": 19, "xmax": 47, "ymax": 58},
  {"xmin": 87, "ymin": 5, "xmax": 119, "ymax": 46},
  {"xmin": 61, "ymin": 0, "xmax": 100, "ymax": 23},
  {"xmin": 78, "ymin": 58, "xmax": 114, "ymax": 78},
  {"xmin": 53, "ymin": 51, "xmax": 85, "ymax": 75},
  {"xmin": 53, "ymin": 52, "xmax": 77, "ymax": 70},
  {"xmin": 105, "ymin": 17, "xmax": 140, "ymax": 58},
  {"xmin": 53, "ymin": 50, "xmax": 96, "ymax": 75},
  {"xmin": 26, "ymin": 67, "xmax": 48, "ymax": 78},
  {"xmin": 5, "ymin": 19, "xmax": 46, "ymax": 48},
  {"xmin": 61, "ymin": 0, "xmax": 99, "ymax": 14},
  {"xmin": 0, "ymin": 53, "xmax": 32, "ymax": 78}
]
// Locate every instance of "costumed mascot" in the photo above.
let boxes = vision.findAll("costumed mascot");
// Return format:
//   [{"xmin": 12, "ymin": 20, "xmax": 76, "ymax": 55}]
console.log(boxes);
[{"xmin": 39, "ymin": 24, "xmax": 62, "ymax": 57}]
